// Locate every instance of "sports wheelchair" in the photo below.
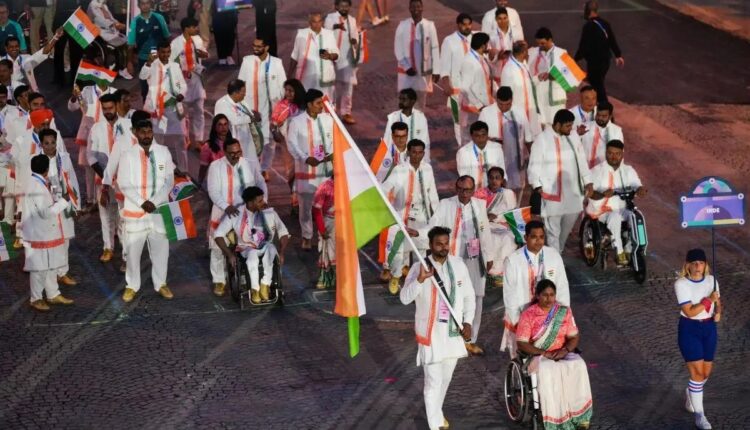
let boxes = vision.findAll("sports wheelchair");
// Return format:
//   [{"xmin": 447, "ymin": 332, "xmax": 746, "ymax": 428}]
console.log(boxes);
[
  {"xmin": 578, "ymin": 189, "xmax": 648, "ymax": 284},
  {"xmin": 223, "ymin": 232, "xmax": 284, "ymax": 309},
  {"xmin": 504, "ymin": 352, "xmax": 543, "ymax": 430}
]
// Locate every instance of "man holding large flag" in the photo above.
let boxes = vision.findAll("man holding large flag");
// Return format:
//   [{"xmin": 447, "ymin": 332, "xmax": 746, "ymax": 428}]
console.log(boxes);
[
  {"xmin": 117, "ymin": 117, "xmax": 175, "ymax": 303},
  {"xmin": 401, "ymin": 226, "xmax": 475, "ymax": 430}
]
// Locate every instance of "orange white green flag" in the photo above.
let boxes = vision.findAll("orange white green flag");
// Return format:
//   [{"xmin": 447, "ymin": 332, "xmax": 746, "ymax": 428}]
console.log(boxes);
[
  {"xmin": 63, "ymin": 8, "xmax": 100, "ymax": 49},
  {"xmin": 326, "ymin": 101, "xmax": 398, "ymax": 357},
  {"xmin": 549, "ymin": 51, "xmax": 586, "ymax": 92}
]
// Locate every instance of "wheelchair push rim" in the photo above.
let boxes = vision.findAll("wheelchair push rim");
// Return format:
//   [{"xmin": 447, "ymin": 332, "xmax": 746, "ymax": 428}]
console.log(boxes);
[{"xmin": 504, "ymin": 360, "xmax": 531, "ymax": 423}]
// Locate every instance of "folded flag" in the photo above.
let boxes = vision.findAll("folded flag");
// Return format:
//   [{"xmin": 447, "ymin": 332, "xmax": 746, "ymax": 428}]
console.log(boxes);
[
  {"xmin": 159, "ymin": 199, "xmax": 198, "ymax": 242},
  {"xmin": 549, "ymin": 51, "xmax": 586, "ymax": 92},
  {"xmin": 501, "ymin": 206, "xmax": 532, "ymax": 244},
  {"xmin": 0, "ymin": 221, "xmax": 17, "ymax": 261},
  {"xmin": 169, "ymin": 176, "xmax": 198, "ymax": 201},
  {"xmin": 63, "ymin": 8, "xmax": 100, "ymax": 49},
  {"xmin": 76, "ymin": 61, "xmax": 117, "ymax": 86}
]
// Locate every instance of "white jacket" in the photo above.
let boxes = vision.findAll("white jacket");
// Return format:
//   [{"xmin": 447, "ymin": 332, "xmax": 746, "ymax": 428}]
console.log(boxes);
[
  {"xmin": 456, "ymin": 141, "xmax": 506, "ymax": 190},
  {"xmin": 207, "ymin": 156, "xmax": 266, "ymax": 230},
  {"xmin": 21, "ymin": 173, "xmax": 70, "ymax": 271},
  {"xmin": 291, "ymin": 27, "xmax": 339, "ymax": 89}
]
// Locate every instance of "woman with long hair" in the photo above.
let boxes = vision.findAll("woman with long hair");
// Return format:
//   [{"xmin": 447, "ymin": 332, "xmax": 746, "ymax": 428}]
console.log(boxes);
[
  {"xmin": 270, "ymin": 78, "xmax": 306, "ymax": 214},
  {"xmin": 198, "ymin": 114, "xmax": 234, "ymax": 184}
]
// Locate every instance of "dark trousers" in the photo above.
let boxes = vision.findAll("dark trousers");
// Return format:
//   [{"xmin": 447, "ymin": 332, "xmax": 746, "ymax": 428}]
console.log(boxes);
[
  {"xmin": 213, "ymin": 12, "xmax": 237, "ymax": 59},
  {"xmin": 53, "ymin": 32, "xmax": 84, "ymax": 85},
  {"xmin": 138, "ymin": 58, "xmax": 148, "ymax": 100},
  {"xmin": 255, "ymin": 0, "xmax": 277, "ymax": 57},
  {"xmin": 586, "ymin": 60, "xmax": 610, "ymax": 103}
]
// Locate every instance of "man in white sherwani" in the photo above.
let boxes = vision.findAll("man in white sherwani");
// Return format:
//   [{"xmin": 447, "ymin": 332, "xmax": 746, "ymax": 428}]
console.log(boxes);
[
  {"xmin": 528, "ymin": 27, "xmax": 569, "ymax": 128},
  {"xmin": 23, "ymin": 154, "xmax": 75, "ymax": 312},
  {"xmin": 438, "ymin": 13, "xmax": 473, "ymax": 145},
  {"xmin": 206, "ymin": 138, "xmax": 266, "ymax": 297},
  {"xmin": 501, "ymin": 220, "xmax": 569, "ymax": 358},
  {"xmin": 214, "ymin": 79, "xmax": 263, "ymax": 172},
  {"xmin": 286, "ymin": 89, "xmax": 333, "ymax": 251},
  {"xmin": 238, "ymin": 36, "xmax": 286, "ymax": 176},
  {"xmin": 139, "ymin": 42, "xmax": 189, "ymax": 173},
  {"xmin": 290, "ymin": 13, "xmax": 339, "ymax": 101},
  {"xmin": 528, "ymin": 109, "xmax": 593, "ymax": 252},
  {"xmin": 382, "ymin": 139, "xmax": 438, "ymax": 295},
  {"xmin": 581, "ymin": 101, "xmax": 623, "ymax": 169},
  {"xmin": 457, "ymin": 33, "xmax": 494, "ymax": 145},
  {"xmin": 478, "ymin": 86, "xmax": 533, "ymax": 195},
  {"xmin": 401, "ymin": 226, "xmax": 475, "ymax": 430},
  {"xmin": 394, "ymin": 0, "xmax": 440, "ymax": 104},
  {"xmin": 456, "ymin": 121, "xmax": 505, "ymax": 191},
  {"xmin": 117, "ymin": 119, "xmax": 175, "ymax": 303},
  {"xmin": 500, "ymin": 41, "xmax": 542, "ymax": 137},
  {"xmin": 383, "ymin": 88, "xmax": 430, "ymax": 162},
  {"xmin": 170, "ymin": 17, "xmax": 208, "ymax": 158},
  {"xmin": 427, "ymin": 176, "xmax": 494, "ymax": 356},
  {"xmin": 481, "ymin": 0, "xmax": 524, "ymax": 42},
  {"xmin": 570, "ymin": 85, "xmax": 598, "ymax": 137},
  {"xmin": 324, "ymin": 0, "xmax": 361, "ymax": 125}
]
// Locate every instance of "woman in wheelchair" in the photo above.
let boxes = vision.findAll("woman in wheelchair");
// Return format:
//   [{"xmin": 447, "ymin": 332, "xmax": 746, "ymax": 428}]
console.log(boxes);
[
  {"xmin": 213, "ymin": 186, "xmax": 290, "ymax": 304},
  {"xmin": 515, "ymin": 280, "xmax": 593, "ymax": 430}
]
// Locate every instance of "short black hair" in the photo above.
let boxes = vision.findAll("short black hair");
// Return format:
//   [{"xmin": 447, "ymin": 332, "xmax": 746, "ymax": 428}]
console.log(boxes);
[
  {"xmin": 428, "ymin": 226, "xmax": 451, "ymax": 244},
  {"xmin": 495, "ymin": 6, "xmax": 508, "ymax": 17},
  {"xmin": 180, "ymin": 16, "xmax": 198, "ymax": 30},
  {"xmin": 227, "ymin": 79, "xmax": 246, "ymax": 95},
  {"xmin": 157, "ymin": 40, "xmax": 171, "ymax": 50},
  {"xmin": 407, "ymin": 139, "xmax": 425, "ymax": 150},
  {"xmin": 391, "ymin": 121, "xmax": 408, "ymax": 133},
  {"xmin": 31, "ymin": 154, "xmax": 49, "ymax": 175},
  {"xmin": 27, "ymin": 92, "xmax": 45, "ymax": 105},
  {"xmin": 134, "ymin": 119, "xmax": 153, "ymax": 130},
  {"xmin": 99, "ymin": 93, "xmax": 118, "ymax": 104},
  {"xmin": 223, "ymin": 137, "xmax": 241, "ymax": 152},
  {"xmin": 456, "ymin": 13, "xmax": 472, "ymax": 24},
  {"xmin": 606, "ymin": 139, "xmax": 624, "ymax": 150},
  {"xmin": 131, "ymin": 109, "xmax": 151, "ymax": 125},
  {"xmin": 487, "ymin": 166, "xmax": 505, "ymax": 178},
  {"xmin": 535, "ymin": 27, "xmax": 553, "ymax": 40},
  {"xmin": 553, "ymin": 109, "xmax": 575, "ymax": 125},
  {"xmin": 13, "ymin": 84, "xmax": 29, "ymax": 101},
  {"xmin": 497, "ymin": 86, "xmax": 512, "ymax": 101},
  {"xmin": 580, "ymin": 85, "xmax": 596, "ymax": 94},
  {"xmin": 4, "ymin": 36, "xmax": 19, "ymax": 47},
  {"xmin": 512, "ymin": 40, "xmax": 527, "ymax": 55},
  {"xmin": 242, "ymin": 186, "xmax": 265, "ymax": 202},
  {"xmin": 456, "ymin": 175, "xmax": 475, "ymax": 188},
  {"xmin": 114, "ymin": 88, "xmax": 130, "ymax": 102},
  {"xmin": 535, "ymin": 279, "xmax": 557, "ymax": 297},
  {"xmin": 525, "ymin": 220, "xmax": 545, "ymax": 236},
  {"xmin": 597, "ymin": 101, "xmax": 613, "ymax": 114},
  {"xmin": 400, "ymin": 88, "xmax": 417, "ymax": 101},
  {"xmin": 0, "ymin": 59, "xmax": 12, "ymax": 69},
  {"xmin": 470, "ymin": 32, "xmax": 490, "ymax": 51},
  {"xmin": 470, "ymin": 121, "xmax": 489, "ymax": 134},
  {"xmin": 39, "ymin": 128, "xmax": 58, "ymax": 141},
  {"xmin": 305, "ymin": 88, "xmax": 324, "ymax": 104},
  {"xmin": 0, "ymin": 84, "xmax": 6, "ymax": 97}
]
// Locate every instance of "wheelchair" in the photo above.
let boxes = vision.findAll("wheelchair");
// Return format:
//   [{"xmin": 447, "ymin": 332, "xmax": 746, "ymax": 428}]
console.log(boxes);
[
  {"xmin": 504, "ymin": 352, "xmax": 543, "ymax": 430},
  {"xmin": 578, "ymin": 189, "xmax": 648, "ymax": 284},
  {"xmin": 223, "ymin": 232, "xmax": 284, "ymax": 309}
]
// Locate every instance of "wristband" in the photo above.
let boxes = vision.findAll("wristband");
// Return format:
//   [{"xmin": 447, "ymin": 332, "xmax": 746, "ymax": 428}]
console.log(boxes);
[{"xmin": 700, "ymin": 298, "xmax": 712, "ymax": 313}]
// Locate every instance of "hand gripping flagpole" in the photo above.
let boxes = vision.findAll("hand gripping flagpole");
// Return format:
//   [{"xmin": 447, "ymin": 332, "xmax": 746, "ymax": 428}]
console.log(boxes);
[{"xmin": 323, "ymin": 100, "xmax": 465, "ymax": 332}]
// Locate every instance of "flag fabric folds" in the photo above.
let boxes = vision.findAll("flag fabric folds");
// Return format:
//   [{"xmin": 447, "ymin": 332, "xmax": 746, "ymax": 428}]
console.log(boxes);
[
  {"xmin": 549, "ymin": 51, "xmax": 586, "ymax": 92},
  {"xmin": 75, "ymin": 61, "xmax": 117, "ymax": 86},
  {"xmin": 501, "ymin": 206, "xmax": 532, "ymax": 243},
  {"xmin": 169, "ymin": 176, "xmax": 198, "ymax": 201},
  {"xmin": 159, "ymin": 199, "xmax": 198, "ymax": 242},
  {"xmin": 63, "ymin": 8, "xmax": 100, "ymax": 49}
]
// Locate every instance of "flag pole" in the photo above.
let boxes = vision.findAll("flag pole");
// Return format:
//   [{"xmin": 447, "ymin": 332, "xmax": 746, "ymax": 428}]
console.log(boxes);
[{"xmin": 324, "ymin": 100, "xmax": 465, "ymax": 330}]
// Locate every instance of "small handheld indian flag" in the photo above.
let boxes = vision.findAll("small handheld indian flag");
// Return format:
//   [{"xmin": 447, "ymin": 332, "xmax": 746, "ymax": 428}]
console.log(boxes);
[
  {"xmin": 369, "ymin": 139, "xmax": 396, "ymax": 183},
  {"xmin": 159, "ymin": 199, "xmax": 198, "ymax": 242},
  {"xmin": 76, "ymin": 61, "xmax": 117, "ymax": 86},
  {"xmin": 169, "ymin": 176, "xmax": 198, "ymax": 201},
  {"xmin": 63, "ymin": 8, "xmax": 101, "ymax": 49},
  {"xmin": 501, "ymin": 206, "xmax": 532, "ymax": 244},
  {"xmin": 549, "ymin": 51, "xmax": 586, "ymax": 92},
  {"xmin": 0, "ymin": 221, "xmax": 18, "ymax": 262}
]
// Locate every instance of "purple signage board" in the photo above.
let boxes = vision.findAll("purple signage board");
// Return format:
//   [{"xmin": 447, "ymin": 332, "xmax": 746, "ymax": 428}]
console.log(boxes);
[{"xmin": 680, "ymin": 177, "xmax": 745, "ymax": 228}]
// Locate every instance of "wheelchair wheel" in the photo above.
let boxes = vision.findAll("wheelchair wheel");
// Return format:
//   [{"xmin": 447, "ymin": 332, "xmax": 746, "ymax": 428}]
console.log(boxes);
[
  {"xmin": 633, "ymin": 251, "xmax": 647, "ymax": 284},
  {"xmin": 579, "ymin": 217, "xmax": 602, "ymax": 268},
  {"xmin": 226, "ymin": 258, "xmax": 242, "ymax": 303},
  {"xmin": 504, "ymin": 360, "xmax": 531, "ymax": 423}
]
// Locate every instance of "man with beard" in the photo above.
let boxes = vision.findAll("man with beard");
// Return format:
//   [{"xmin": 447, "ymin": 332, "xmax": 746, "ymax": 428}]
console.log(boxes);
[
  {"xmin": 382, "ymin": 88, "xmax": 431, "ymax": 162},
  {"xmin": 438, "ymin": 13, "xmax": 473, "ymax": 145},
  {"xmin": 580, "ymin": 101, "xmax": 623, "ymax": 168},
  {"xmin": 324, "ymin": 0, "xmax": 361, "ymax": 125}
]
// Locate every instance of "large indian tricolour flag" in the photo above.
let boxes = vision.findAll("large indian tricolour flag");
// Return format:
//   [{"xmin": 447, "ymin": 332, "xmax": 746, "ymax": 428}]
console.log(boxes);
[
  {"xmin": 549, "ymin": 51, "xmax": 587, "ymax": 92},
  {"xmin": 327, "ymin": 101, "xmax": 398, "ymax": 357},
  {"xmin": 159, "ymin": 199, "xmax": 198, "ymax": 242},
  {"xmin": 63, "ymin": 8, "xmax": 100, "ymax": 49},
  {"xmin": 76, "ymin": 61, "xmax": 117, "ymax": 86}
]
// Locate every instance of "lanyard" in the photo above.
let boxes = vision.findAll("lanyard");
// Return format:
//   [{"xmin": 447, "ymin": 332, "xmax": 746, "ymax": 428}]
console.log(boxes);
[
  {"xmin": 417, "ymin": 166, "xmax": 431, "ymax": 218},
  {"xmin": 239, "ymin": 209, "xmax": 270, "ymax": 247},
  {"xmin": 264, "ymin": 58, "xmax": 272, "ymax": 116},
  {"xmin": 524, "ymin": 246, "xmax": 545, "ymax": 297},
  {"xmin": 578, "ymin": 106, "xmax": 594, "ymax": 123},
  {"xmin": 399, "ymin": 112, "xmax": 415, "ymax": 141}
]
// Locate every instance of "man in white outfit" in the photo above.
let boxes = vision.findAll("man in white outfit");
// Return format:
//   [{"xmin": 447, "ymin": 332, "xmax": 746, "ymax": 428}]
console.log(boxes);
[
  {"xmin": 438, "ymin": 13, "xmax": 473, "ymax": 145},
  {"xmin": 481, "ymin": 0, "xmax": 524, "ymax": 42},
  {"xmin": 382, "ymin": 89, "xmax": 431, "ymax": 162},
  {"xmin": 324, "ymin": 0, "xmax": 361, "ymax": 125},
  {"xmin": 474, "ymin": 166, "xmax": 518, "ymax": 283},
  {"xmin": 286, "ymin": 89, "xmax": 333, "ymax": 251},
  {"xmin": 401, "ymin": 226, "xmax": 475, "ymax": 430},
  {"xmin": 456, "ymin": 121, "xmax": 504, "ymax": 191},
  {"xmin": 581, "ymin": 101, "xmax": 623, "ymax": 169},
  {"xmin": 1, "ymin": 33, "xmax": 60, "ymax": 92},
  {"xmin": 527, "ymin": 27, "xmax": 569, "ymax": 128},
  {"xmin": 500, "ymin": 41, "xmax": 542, "ymax": 137},
  {"xmin": 427, "ymin": 176, "xmax": 494, "ymax": 355},
  {"xmin": 570, "ymin": 85, "xmax": 598, "ymax": 138},
  {"xmin": 23, "ymin": 154, "xmax": 75, "ymax": 312},
  {"xmin": 238, "ymin": 36, "xmax": 286, "ymax": 177},
  {"xmin": 214, "ymin": 79, "xmax": 264, "ymax": 172},
  {"xmin": 457, "ymin": 33, "xmax": 495, "ymax": 146},
  {"xmin": 528, "ymin": 109, "xmax": 593, "ymax": 252},
  {"xmin": 394, "ymin": 0, "xmax": 439, "ymax": 104},
  {"xmin": 501, "ymin": 221, "xmax": 569, "ymax": 357},
  {"xmin": 290, "ymin": 13, "xmax": 339, "ymax": 101},
  {"xmin": 117, "ymin": 118, "xmax": 175, "ymax": 303},
  {"xmin": 206, "ymin": 138, "xmax": 266, "ymax": 297}
]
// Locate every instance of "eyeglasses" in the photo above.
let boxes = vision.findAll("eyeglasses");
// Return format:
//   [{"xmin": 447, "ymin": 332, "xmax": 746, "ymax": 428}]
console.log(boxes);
[{"xmin": 457, "ymin": 187, "xmax": 475, "ymax": 193}]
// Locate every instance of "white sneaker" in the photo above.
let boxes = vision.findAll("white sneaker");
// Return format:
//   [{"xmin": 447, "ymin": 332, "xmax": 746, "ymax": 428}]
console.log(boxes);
[
  {"xmin": 118, "ymin": 69, "xmax": 133, "ymax": 80},
  {"xmin": 684, "ymin": 388, "xmax": 694, "ymax": 413},
  {"xmin": 695, "ymin": 414, "xmax": 712, "ymax": 430},
  {"xmin": 226, "ymin": 56, "xmax": 235, "ymax": 66}
]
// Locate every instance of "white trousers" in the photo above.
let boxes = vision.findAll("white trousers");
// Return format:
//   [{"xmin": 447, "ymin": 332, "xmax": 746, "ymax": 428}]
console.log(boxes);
[
  {"xmin": 464, "ymin": 257, "xmax": 485, "ymax": 343},
  {"xmin": 161, "ymin": 134, "xmax": 189, "ymax": 174},
  {"xmin": 30, "ymin": 269, "xmax": 61, "ymax": 302},
  {"xmin": 472, "ymin": 294, "xmax": 483, "ymax": 344},
  {"xmin": 57, "ymin": 240, "xmax": 70, "ymax": 276},
  {"xmin": 184, "ymin": 98, "xmax": 206, "ymax": 144},
  {"xmin": 97, "ymin": 185, "xmax": 119, "ymax": 250},
  {"xmin": 423, "ymin": 358, "xmax": 458, "ymax": 430},
  {"xmin": 492, "ymin": 230, "xmax": 518, "ymax": 274},
  {"xmin": 210, "ymin": 246, "xmax": 226, "ymax": 284},
  {"xmin": 1, "ymin": 172, "xmax": 14, "ymax": 223},
  {"xmin": 125, "ymin": 228, "xmax": 169, "ymax": 292},
  {"xmin": 117, "ymin": 199, "xmax": 128, "ymax": 262},
  {"xmin": 544, "ymin": 212, "xmax": 580, "ymax": 253},
  {"xmin": 296, "ymin": 181, "xmax": 318, "ymax": 240},
  {"xmin": 321, "ymin": 86, "xmax": 336, "ymax": 106},
  {"xmin": 77, "ymin": 149, "xmax": 96, "ymax": 204},
  {"xmin": 599, "ymin": 209, "xmax": 629, "ymax": 254},
  {"xmin": 335, "ymin": 80, "xmax": 354, "ymax": 115},
  {"xmin": 240, "ymin": 245, "xmax": 278, "ymax": 291},
  {"xmin": 260, "ymin": 138, "xmax": 276, "ymax": 172}
]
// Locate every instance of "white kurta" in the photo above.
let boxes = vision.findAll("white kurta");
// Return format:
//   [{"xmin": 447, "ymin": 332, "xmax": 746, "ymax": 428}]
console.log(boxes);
[
  {"xmin": 401, "ymin": 254, "xmax": 476, "ymax": 366},
  {"xmin": 102, "ymin": 118, "xmax": 135, "ymax": 188},
  {"xmin": 481, "ymin": 6, "xmax": 524, "ymax": 42},
  {"xmin": 478, "ymin": 104, "xmax": 532, "ymax": 190},
  {"xmin": 528, "ymin": 46, "xmax": 569, "ymax": 126},
  {"xmin": 291, "ymin": 27, "xmax": 339, "ymax": 91},
  {"xmin": 481, "ymin": 187, "xmax": 518, "ymax": 275},
  {"xmin": 458, "ymin": 50, "xmax": 495, "ymax": 114},
  {"xmin": 67, "ymin": 84, "xmax": 116, "ymax": 122},
  {"xmin": 0, "ymin": 50, "xmax": 48, "ymax": 92},
  {"xmin": 207, "ymin": 156, "xmax": 266, "ymax": 235},
  {"xmin": 238, "ymin": 54, "xmax": 286, "ymax": 143},
  {"xmin": 456, "ymin": 141, "xmax": 505, "ymax": 190},
  {"xmin": 570, "ymin": 104, "xmax": 597, "ymax": 136},
  {"xmin": 11, "ymin": 130, "xmax": 67, "ymax": 211},
  {"xmin": 46, "ymin": 152, "xmax": 80, "ymax": 239},
  {"xmin": 528, "ymin": 128, "xmax": 591, "ymax": 217},
  {"xmin": 324, "ymin": 12, "xmax": 361, "ymax": 84},
  {"xmin": 21, "ymin": 174, "xmax": 70, "ymax": 272},
  {"xmin": 214, "ymin": 94, "xmax": 263, "ymax": 169},
  {"xmin": 383, "ymin": 109, "xmax": 431, "ymax": 161},
  {"xmin": 394, "ymin": 18, "xmax": 440, "ymax": 92},
  {"xmin": 438, "ymin": 31, "xmax": 471, "ymax": 89},
  {"xmin": 170, "ymin": 34, "xmax": 207, "ymax": 103},
  {"xmin": 139, "ymin": 60, "xmax": 188, "ymax": 135},
  {"xmin": 500, "ymin": 56, "xmax": 542, "ymax": 136},
  {"xmin": 488, "ymin": 27, "xmax": 516, "ymax": 83},
  {"xmin": 581, "ymin": 121, "xmax": 624, "ymax": 169},
  {"xmin": 585, "ymin": 161, "xmax": 642, "ymax": 218},
  {"xmin": 286, "ymin": 112, "xmax": 334, "ymax": 188}
]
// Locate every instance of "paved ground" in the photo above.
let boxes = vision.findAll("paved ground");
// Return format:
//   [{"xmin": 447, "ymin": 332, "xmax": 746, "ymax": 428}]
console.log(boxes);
[{"xmin": 2, "ymin": 0, "xmax": 750, "ymax": 428}]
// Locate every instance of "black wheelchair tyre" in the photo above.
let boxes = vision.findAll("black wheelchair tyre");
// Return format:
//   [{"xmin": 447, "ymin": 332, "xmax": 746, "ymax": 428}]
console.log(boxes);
[
  {"xmin": 579, "ymin": 217, "xmax": 603, "ymax": 268},
  {"xmin": 633, "ymin": 251, "xmax": 647, "ymax": 284},
  {"xmin": 504, "ymin": 360, "xmax": 531, "ymax": 424}
]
